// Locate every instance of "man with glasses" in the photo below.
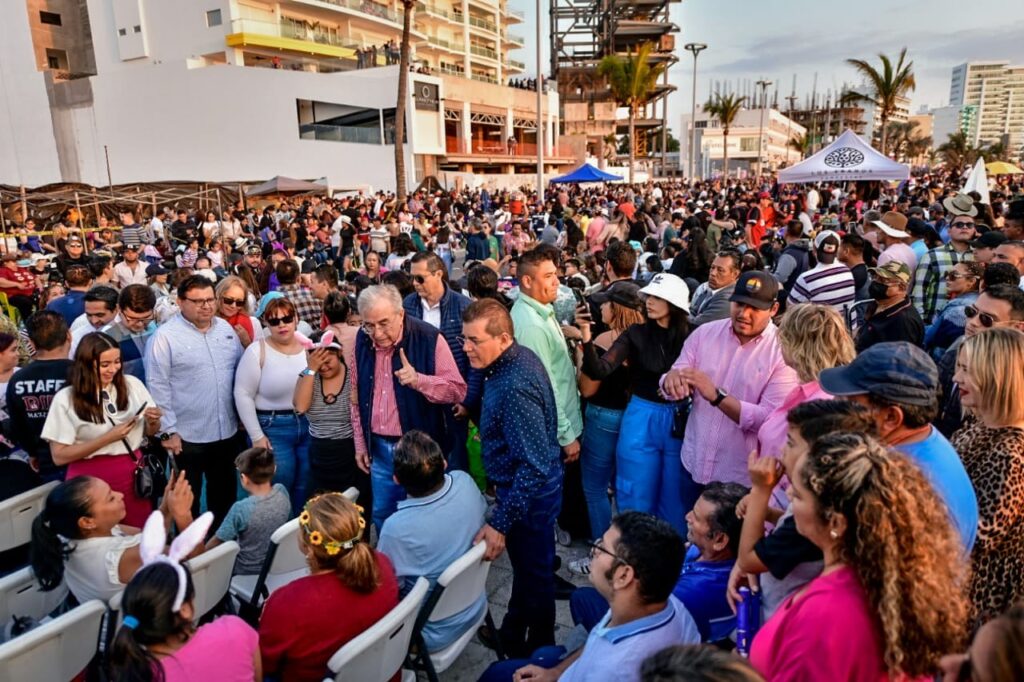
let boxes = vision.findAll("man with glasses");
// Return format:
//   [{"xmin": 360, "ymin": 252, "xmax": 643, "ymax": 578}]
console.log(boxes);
[
  {"xmin": 461, "ymin": 299, "xmax": 564, "ymax": 659},
  {"xmin": 912, "ymin": 206, "xmax": 975, "ymax": 324},
  {"xmin": 352, "ymin": 284, "xmax": 466, "ymax": 532},
  {"xmin": 854, "ymin": 261, "xmax": 924, "ymax": 353},
  {"xmin": 936, "ymin": 285, "xmax": 1024, "ymax": 436},
  {"xmin": 144, "ymin": 275, "xmax": 244, "ymax": 526},
  {"xmin": 100, "ymin": 284, "xmax": 157, "ymax": 383}
]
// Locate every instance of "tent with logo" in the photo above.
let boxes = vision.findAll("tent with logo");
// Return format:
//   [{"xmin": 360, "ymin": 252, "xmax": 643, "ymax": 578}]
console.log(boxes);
[
  {"xmin": 549, "ymin": 163, "xmax": 624, "ymax": 184},
  {"xmin": 778, "ymin": 129, "xmax": 910, "ymax": 183}
]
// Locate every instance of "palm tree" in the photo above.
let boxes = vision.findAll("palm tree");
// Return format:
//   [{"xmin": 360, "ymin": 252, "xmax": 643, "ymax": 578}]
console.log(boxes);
[
  {"xmin": 788, "ymin": 133, "xmax": 812, "ymax": 156},
  {"xmin": 843, "ymin": 48, "xmax": 916, "ymax": 155},
  {"xmin": 937, "ymin": 131, "xmax": 983, "ymax": 173},
  {"xmin": 596, "ymin": 42, "xmax": 667, "ymax": 183},
  {"xmin": 984, "ymin": 141, "xmax": 1009, "ymax": 162},
  {"xmin": 392, "ymin": 0, "xmax": 415, "ymax": 202},
  {"xmin": 703, "ymin": 92, "xmax": 745, "ymax": 178}
]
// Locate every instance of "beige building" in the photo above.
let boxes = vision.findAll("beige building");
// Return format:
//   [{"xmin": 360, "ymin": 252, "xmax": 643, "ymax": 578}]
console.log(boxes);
[
  {"xmin": 24, "ymin": 0, "xmax": 96, "ymax": 75},
  {"xmin": 950, "ymin": 61, "xmax": 1024, "ymax": 152}
]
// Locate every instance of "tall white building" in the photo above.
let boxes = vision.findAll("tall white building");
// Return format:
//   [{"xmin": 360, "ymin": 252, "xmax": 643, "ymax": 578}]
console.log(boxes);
[
  {"xmin": 680, "ymin": 108, "xmax": 806, "ymax": 177},
  {"xmin": 949, "ymin": 61, "xmax": 1024, "ymax": 152}
]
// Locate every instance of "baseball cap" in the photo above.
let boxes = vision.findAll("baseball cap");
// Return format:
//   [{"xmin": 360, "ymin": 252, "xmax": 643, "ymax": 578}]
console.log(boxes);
[
  {"xmin": 871, "ymin": 211, "xmax": 910, "ymax": 239},
  {"xmin": 758, "ymin": 191, "xmax": 771, "ymax": 199},
  {"xmin": 145, "ymin": 263, "xmax": 169, "ymax": 276},
  {"xmin": 972, "ymin": 231, "xmax": 1008, "ymax": 249},
  {"xmin": 868, "ymin": 261, "xmax": 912, "ymax": 284},
  {"xmin": 124, "ymin": 243, "xmax": 141, "ymax": 251},
  {"xmin": 245, "ymin": 244, "xmax": 263, "ymax": 256},
  {"xmin": 592, "ymin": 281, "xmax": 643, "ymax": 311},
  {"xmin": 638, "ymin": 273, "xmax": 690, "ymax": 312},
  {"xmin": 819, "ymin": 342, "xmax": 938, "ymax": 406},
  {"xmin": 67, "ymin": 236, "xmax": 84, "ymax": 245},
  {"xmin": 729, "ymin": 271, "xmax": 779, "ymax": 311},
  {"xmin": 813, "ymin": 230, "xmax": 840, "ymax": 254}
]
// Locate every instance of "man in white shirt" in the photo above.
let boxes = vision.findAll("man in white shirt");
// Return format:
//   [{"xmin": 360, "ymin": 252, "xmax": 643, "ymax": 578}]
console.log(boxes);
[
  {"xmin": 870, "ymin": 211, "xmax": 918, "ymax": 273},
  {"xmin": 150, "ymin": 208, "xmax": 166, "ymax": 242},
  {"xmin": 112, "ymin": 245, "xmax": 149, "ymax": 288},
  {"xmin": 69, "ymin": 286, "xmax": 119, "ymax": 357},
  {"xmin": 806, "ymin": 187, "xmax": 820, "ymax": 216}
]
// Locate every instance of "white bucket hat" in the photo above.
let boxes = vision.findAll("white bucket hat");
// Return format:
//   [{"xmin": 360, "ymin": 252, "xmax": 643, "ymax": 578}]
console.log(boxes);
[{"xmin": 639, "ymin": 273, "xmax": 690, "ymax": 313}]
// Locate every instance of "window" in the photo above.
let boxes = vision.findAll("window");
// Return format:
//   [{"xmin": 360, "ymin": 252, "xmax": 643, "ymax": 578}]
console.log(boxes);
[
  {"xmin": 45, "ymin": 48, "xmax": 68, "ymax": 70},
  {"xmin": 206, "ymin": 9, "xmax": 222, "ymax": 27},
  {"xmin": 133, "ymin": 25, "xmax": 141, "ymax": 33},
  {"xmin": 47, "ymin": 55, "xmax": 60, "ymax": 68},
  {"xmin": 118, "ymin": 28, "xmax": 127, "ymax": 36},
  {"xmin": 39, "ymin": 11, "xmax": 62, "ymax": 26}
]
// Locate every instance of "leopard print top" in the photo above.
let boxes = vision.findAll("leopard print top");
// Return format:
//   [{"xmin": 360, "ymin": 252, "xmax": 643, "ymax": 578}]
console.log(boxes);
[{"xmin": 952, "ymin": 420, "xmax": 1024, "ymax": 623}]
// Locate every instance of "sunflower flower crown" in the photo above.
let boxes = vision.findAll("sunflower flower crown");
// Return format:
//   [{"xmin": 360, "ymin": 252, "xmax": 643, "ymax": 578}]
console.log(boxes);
[{"xmin": 299, "ymin": 493, "xmax": 366, "ymax": 556}]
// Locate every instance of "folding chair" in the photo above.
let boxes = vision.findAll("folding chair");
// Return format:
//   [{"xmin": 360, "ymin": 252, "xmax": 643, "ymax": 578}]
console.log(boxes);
[
  {"xmin": 184, "ymin": 540, "xmax": 239, "ymax": 621},
  {"xmin": 0, "ymin": 481, "xmax": 59, "ymax": 553},
  {"xmin": 0, "ymin": 567, "xmax": 68, "ymax": 628},
  {"xmin": 323, "ymin": 577, "xmax": 428, "ymax": 682},
  {"xmin": 0, "ymin": 293, "xmax": 18, "ymax": 326},
  {"xmin": 408, "ymin": 541, "xmax": 502, "ymax": 682},
  {"xmin": 0, "ymin": 599, "xmax": 106, "ymax": 682}
]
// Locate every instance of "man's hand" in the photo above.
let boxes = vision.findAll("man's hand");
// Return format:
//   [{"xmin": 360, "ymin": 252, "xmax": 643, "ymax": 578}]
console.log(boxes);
[
  {"xmin": 562, "ymin": 439, "xmax": 581, "ymax": 463},
  {"xmin": 474, "ymin": 523, "xmax": 506, "ymax": 560},
  {"xmin": 513, "ymin": 665, "xmax": 559, "ymax": 682},
  {"xmin": 735, "ymin": 493, "xmax": 751, "ymax": 519},
  {"xmin": 162, "ymin": 433, "xmax": 183, "ymax": 456},
  {"xmin": 394, "ymin": 348, "xmax": 419, "ymax": 387},
  {"xmin": 680, "ymin": 368, "xmax": 717, "ymax": 402},
  {"xmin": 748, "ymin": 450, "xmax": 784, "ymax": 492},
  {"xmin": 355, "ymin": 450, "xmax": 371, "ymax": 474},
  {"xmin": 560, "ymin": 324, "xmax": 582, "ymax": 342},
  {"xmin": 660, "ymin": 368, "xmax": 691, "ymax": 400},
  {"xmin": 453, "ymin": 404, "xmax": 469, "ymax": 420}
]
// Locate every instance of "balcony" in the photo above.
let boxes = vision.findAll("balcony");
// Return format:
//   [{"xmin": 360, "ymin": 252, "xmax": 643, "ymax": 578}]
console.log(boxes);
[
  {"xmin": 466, "ymin": 14, "xmax": 498, "ymax": 33},
  {"xmin": 504, "ymin": 31, "xmax": 524, "ymax": 46},
  {"xmin": 470, "ymin": 71, "xmax": 498, "ymax": 84},
  {"xmin": 445, "ymin": 136, "xmax": 576, "ymax": 161},
  {"xmin": 503, "ymin": 7, "xmax": 525, "ymax": 23},
  {"xmin": 416, "ymin": 2, "xmax": 455, "ymax": 20},
  {"xmin": 470, "ymin": 44, "xmax": 498, "ymax": 61},
  {"xmin": 425, "ymin": 35, "xmax": 462, "ymax": 54},
  {"xmin": 300, "ymin": 122, "xmax": 382, "ymax": 144},
  {"xmin": 435, "ymin": 63, "xmax": 465, "ymax": 77},
  {"xmin": 506, "ymin": 58, "xmax": 525, "ymax": 71},
  {"xmin": 227, "ymin": 18, "xmax": 362, "ymax": 60},
  {"xmin": 311, "ymin": 0, "xmax": 405, "ymax": 26}
]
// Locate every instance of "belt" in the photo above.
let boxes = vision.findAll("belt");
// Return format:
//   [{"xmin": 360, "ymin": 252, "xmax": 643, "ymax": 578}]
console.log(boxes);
[
  {"xmin": 255, "ymin": 409, "xmax": 295, "ymax": 417},
  {"xmin": 370, "ymin": 433, "xmax": 401, "ymax": 443}
]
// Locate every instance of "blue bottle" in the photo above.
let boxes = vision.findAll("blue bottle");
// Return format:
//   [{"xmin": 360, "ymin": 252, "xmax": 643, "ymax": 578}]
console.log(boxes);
[{"xmin": 736, "ymin": 586, "xmax": 761, "ymax": 657}]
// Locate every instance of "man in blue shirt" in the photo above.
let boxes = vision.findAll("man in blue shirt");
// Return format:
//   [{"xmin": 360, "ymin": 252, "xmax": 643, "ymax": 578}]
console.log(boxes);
[
  {"xmin": 377, "ymin": 430, "xmax": 487, "ymax": 652},
  {"xmin": 45, "ymin": 264, "xmax": 91, "ymax": 326},
  {"xmin": 462, "ymin": 299, "xmax": 563, "ymax": 658},
  {"xmin": 820, "ymin": 342, "xmax": 979, "ymax": 551}
]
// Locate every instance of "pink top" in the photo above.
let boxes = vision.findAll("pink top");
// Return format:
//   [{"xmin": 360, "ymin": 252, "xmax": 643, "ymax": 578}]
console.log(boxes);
[
  {"xmin": 750, "ymin": 566, "xmax": 893, "ymax": 682},
  {"xmin": 668, "ymin": 319, "xmax": 800, "ymax": 486},
  {"xmin": 160, "ymin": 615, "xmax": 258, "ymax": 682},
  {"xmin": 877, "ymin": 242, "xmax": 918, "ymax": 273}
]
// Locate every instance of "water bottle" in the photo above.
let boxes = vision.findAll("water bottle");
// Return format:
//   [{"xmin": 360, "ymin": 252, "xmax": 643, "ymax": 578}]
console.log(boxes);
[{"xmin": 736, "ymin": 586, "xmax": 761, "ymax": 657}]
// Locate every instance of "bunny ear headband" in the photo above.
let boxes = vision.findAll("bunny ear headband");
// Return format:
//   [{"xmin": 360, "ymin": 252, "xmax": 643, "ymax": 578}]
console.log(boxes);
[
  {"xmin": 137, "ymin": 510, "xmax": 214, "ymax": 612},
  {"xmin": 296, "ymin": 329, "xmax": 341, "ymax": 352}
]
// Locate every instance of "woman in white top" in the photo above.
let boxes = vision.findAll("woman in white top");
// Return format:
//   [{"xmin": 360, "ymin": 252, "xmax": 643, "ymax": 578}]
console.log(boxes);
[
  {"xmin": 42, "ymin": 332, "xmax": 164, "ymax": 526},
  {"xmin": 233, "ymin": 297, "xmax": 310, "ymax": 513},
  {"xmin": 29, "ymin": 472, "xmax": 198, "ymax": 604},
  {"xmin": 200, "ymin": 212, "xmax": 221, "ymax": 245}
]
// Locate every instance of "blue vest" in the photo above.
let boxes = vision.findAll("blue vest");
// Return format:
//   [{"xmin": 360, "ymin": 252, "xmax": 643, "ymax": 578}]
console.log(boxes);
[{"xmin": 355, "ymin": 316, "xmax": 451, "ymax": 452}]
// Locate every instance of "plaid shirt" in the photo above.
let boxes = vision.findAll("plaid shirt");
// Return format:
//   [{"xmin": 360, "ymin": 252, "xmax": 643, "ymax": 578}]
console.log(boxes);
[
  {"xmin": 278, "ymin": 284, "xmax": 323, "ymax": 329},
  {"xmin": 912, "ymin": 244, "xmax": 974, "ymax": 324}
]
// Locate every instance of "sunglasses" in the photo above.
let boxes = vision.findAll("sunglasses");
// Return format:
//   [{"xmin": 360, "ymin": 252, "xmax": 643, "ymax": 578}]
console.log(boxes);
[
  {"xmin": 221, "ymin": 296, "xmax": 245, "ymax": 307},
  {"xmin": 101, "ymin": 390, "xmax": 117, "ymax": 415},
  {"xmin": 950, "ymin": 221, "xmax": 975, "ymax": 229},
  {"xmin": 265, "ymin": 313, "xmax": 295, "ymax": 327},
  {"xmin": 944, "ymin": 271, "xmax": 976, "ymax": 281},
  {"xmin": 964, "ymin": 305, "xmax": 996, "ymax": 328}
]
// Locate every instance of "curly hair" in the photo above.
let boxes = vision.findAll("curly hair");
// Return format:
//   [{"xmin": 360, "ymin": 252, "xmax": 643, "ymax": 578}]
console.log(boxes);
[
  {"xmin": 800, "ymin": 432, "xmax": 968, "ymax": 676},
  {"xmin": 778, "ymin": 304, "xmax": 855, "ymax": 383}
]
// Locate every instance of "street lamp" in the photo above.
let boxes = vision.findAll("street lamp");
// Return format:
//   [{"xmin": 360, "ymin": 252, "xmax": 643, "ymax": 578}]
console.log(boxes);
[
  {"xmin": 684, "ymin": 42, "xmax": 707, "ymax": 182},
  {"xmin": 755, "ymin": 79, "xmax": 772, "ymax": 178}
]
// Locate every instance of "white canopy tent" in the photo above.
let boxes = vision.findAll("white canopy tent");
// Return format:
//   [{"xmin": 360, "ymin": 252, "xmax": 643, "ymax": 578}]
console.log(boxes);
[
  {"xmin": 778, "ymin": 129, "xmax": 910, "ymax": 184},
  {"xmin": 962, "ymin": 157, "xmax": 991, "ymax": 205}
]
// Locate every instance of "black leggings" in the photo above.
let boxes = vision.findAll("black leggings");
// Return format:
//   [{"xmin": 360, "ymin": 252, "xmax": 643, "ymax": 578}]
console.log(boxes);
[{"xmin": 307, "ymin": 436, "xmax": 371, "ymax": 507}]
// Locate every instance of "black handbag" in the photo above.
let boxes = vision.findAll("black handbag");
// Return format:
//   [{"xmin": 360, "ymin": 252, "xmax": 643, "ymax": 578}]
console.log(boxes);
[{"xmin": 108, "ymin": 418, "xmax": 167, "ymax": 500}]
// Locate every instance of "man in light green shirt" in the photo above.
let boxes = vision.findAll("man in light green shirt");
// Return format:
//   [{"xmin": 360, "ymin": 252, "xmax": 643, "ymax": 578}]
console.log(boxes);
[{"xmin": 510, "ymin": 248, "xmax": 583, "ymax": 460}]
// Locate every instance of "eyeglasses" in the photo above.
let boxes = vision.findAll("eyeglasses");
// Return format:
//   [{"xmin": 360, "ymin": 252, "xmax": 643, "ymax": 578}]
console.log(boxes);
[
  {"xmin": 221, "ymin": 296, "xmax": 246, "ymax": 307},
  {"xmin": 588, "ymin": 539, "xmax": 629, "ymax": 565},
  {"xmin": 456, "ymin": 334, "xmax": 496, "ymax": 348},
  {"xmin": 964, "ymin": 305, "xmax": 997, "ymax": 328},
  {"xmin": 360, "ymin": 317, "xmax": 397, "ymax": 335},
  {"xmin": 122, "ymin": 310, "xmax": 154, "ymax": 324},
  {"xmin": 944, "ymin": 271, "xmax": 976, "ymax": 281},
  {"xmin": 265, "ymin": 314, "xmax": 295, "ymax": 327},
  {"xmin": 184, "ymin": 297, "xmax": 216, "ymax": 307},
  {"xmin": 951, "ymin": 221, "xmax": 975, "ymax": 229}
]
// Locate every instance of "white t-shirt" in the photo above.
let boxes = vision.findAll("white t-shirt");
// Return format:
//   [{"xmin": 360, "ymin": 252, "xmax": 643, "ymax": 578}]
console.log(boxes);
[
  {"xmin": 41, "ymin": 375, "xmax": 154, "ymax": 456},
  {"xmin": 65, "ymin": 528, "xmax": 140, "ymax": 603},
  {"xmin": 232, "ymin": 340, "xmax": 308, "ymax": 441}
]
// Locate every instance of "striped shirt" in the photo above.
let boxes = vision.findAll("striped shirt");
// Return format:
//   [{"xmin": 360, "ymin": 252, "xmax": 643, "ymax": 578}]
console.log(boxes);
[
  {"xmin": 787, "ymin": 262, "xmax": 857, "ymax": 313},
  {"xmin": 306, "ymin": 372, "xmax": 355, "ymax": 440}
]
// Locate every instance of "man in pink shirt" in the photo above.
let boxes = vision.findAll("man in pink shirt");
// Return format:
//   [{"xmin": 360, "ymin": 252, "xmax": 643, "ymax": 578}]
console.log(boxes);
[
  {"xmin": 869, "ymin": 210, "xmax": 918, "ymax": 273},
  {"xmin": 661, "ymin": 271, "xmax": 800, "ymax": 514}
]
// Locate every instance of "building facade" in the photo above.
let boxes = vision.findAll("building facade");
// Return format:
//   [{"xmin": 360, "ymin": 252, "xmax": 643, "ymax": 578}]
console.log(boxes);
[
  {"xmin": 680, "ymin": 108, "xmax": 806, "ymax": 177},
  {"xmin": 949, "ymin": 61, "xmax": 1024, "ymax": 152}
]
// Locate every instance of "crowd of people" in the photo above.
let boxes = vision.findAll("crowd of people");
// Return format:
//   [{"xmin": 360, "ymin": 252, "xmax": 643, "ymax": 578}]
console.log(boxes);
[{"xmin": 2, "ymin": 170, "xmax": 1024, "ymax": 681}]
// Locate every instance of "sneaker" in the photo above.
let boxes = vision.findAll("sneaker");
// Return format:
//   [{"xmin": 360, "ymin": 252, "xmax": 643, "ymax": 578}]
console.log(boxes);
[{"xmin": 568, "ymin": 557, "xmax": 592, "ymax": 576}]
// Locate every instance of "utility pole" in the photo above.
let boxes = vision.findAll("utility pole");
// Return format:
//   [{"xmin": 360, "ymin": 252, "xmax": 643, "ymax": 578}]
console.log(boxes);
[
  {"xmin": 684, "ymin": 43, "xmax": 707, "ymax": 182},
  {"xmin": 756, "ymin": 79, "xmax": 772, "ymax": 178},
  {"xmin": 536, "ymin": 0, "xmax": 543, "ymax": 196}
]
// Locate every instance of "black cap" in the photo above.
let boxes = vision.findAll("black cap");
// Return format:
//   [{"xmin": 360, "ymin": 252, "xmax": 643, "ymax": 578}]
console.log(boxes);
[
  {"xmin": 145, "ymin": 262, "xmax": 169, "ymax": 276},
  {"xmin": 819, "ymin": 342, "xmax": 938, "ymax": 406},
  {"xmin": 1008, "ymin": 199, "xmax": 1024, "ymax": 220},
  {"xmin": 597, "ymin": 282, "xmax": 643, "ymax": 311},
  {"xmin": 728, "ymin": 271, "xmax": 779, "ymax": 311},
  {"xmin": 972, "ymin": 230, "xmax": 1008, "ymax": 249},
  {"xmin": 591, "ymin": 279, "xmax": 636, "ymax": 305}
]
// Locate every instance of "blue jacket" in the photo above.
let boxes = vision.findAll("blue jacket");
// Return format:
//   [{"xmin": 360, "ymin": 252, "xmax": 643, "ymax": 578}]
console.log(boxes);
[{"xmin": 466, "ymin": 232, "xmax": 490, "ymax": 261}]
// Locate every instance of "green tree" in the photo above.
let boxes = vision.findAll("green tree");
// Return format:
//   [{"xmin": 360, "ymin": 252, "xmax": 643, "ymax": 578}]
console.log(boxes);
[
  {"xmin": 703, "ymin": 92, "xmax": 746, "ymax": 178},
  {"xmin": 843, "ymin": 48, "xmax": 916, "ymax": 155},
  {"xmin": 984, "ymin": 141, "xmax": 1009, "ymax": 162},
  {"xmin": 597, "ymin": 42, "xmax": 667, "ymax": 183},
  {"xmin": 937, "ymin": 131, "xmax": 983, "ymax": 173},
  {"xmin": 789, "ymin": 133, "xmax": 812, "ymax": 156},
  {"xmin": 393, "ymin": 0, "xmax": 415, "ymax": 202}
]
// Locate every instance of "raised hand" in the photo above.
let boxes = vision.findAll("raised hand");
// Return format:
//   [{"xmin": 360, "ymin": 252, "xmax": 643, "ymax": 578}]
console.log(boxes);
[{"xmin": 394, "ymin": 348, "xmax": 419, "ymax": 387}]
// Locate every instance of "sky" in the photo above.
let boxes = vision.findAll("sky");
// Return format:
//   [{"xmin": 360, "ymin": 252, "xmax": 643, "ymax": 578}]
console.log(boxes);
[{"xmin": 516, "ymin": 0, "xmax": 1024, "ymax": 136}]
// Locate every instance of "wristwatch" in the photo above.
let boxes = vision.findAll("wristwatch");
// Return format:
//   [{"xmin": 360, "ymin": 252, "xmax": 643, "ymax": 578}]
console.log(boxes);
[
  {"xmin": 158, "ymin": 432, "xmax": 174, "ymax": 442},
  {"xmin": 298, "ymin": 368, "xmax": 316, "ymax": 378},
  {"xmin": 710, "ymin": 388, "xmax": 728, "ymax": 407}
]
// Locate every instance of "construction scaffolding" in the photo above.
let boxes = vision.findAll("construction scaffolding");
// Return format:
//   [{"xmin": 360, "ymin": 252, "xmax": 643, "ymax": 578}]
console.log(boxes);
[{"xmin": 550, "ymin": 0, "xmax": 680, "ymax": 173}]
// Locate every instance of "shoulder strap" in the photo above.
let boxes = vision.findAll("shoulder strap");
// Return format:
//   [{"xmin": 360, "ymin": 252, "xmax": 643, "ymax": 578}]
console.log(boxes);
[{"xmin": 259, "ymin": 337, "xmax": 266, "ymax": 370}]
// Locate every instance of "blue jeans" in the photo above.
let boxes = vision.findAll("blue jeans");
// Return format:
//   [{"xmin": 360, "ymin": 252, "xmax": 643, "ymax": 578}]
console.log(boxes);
[
  {"xmin": 497, "ymin": 470, "xmax": 562, "ymax": 657},
  {"xmin": 580, "ymin": 403, "xmax": 624, "ymax": 540},
  {"xmin": 258, "ymin": 411, "xmax": 310, "ymax": 515},
  {"xmin": 615, "ymin": 397, "xmax": 686, "ymax": 535},
  {"xmin": 370, "ymin": 435, "xmax": 406, "ymax": 531},
  {"xmin": 479, "ymin": 646, "xmax": 567, "ymax": 682}
]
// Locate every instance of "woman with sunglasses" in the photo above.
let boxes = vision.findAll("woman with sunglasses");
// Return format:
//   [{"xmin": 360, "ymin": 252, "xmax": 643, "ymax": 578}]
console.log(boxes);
[
  {"xmin": 952, "ymin": 327, "xmax": 1024, "ymax": 623},
  {"xmin": 925, "ymin": 261, "xmax": 984, "ymax": 359},
  {"xmin": 41, "ymin": 332, "xmax": 163, "ymax": 526},
  {"xmin": 215, "ymin": 275, "xmax": 259, "ymax": 349},
  {"xmin": 234, "ymin": 297, "xmax": 311, "ymax": 513}
]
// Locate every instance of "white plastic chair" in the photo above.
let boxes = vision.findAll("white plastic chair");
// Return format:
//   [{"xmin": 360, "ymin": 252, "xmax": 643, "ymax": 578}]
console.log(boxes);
[
  {"xmin": 0, "ymin": 567, "xmax": 68, "ymax": 627},
  {"xmin": 230, "ymin": 487, "xmax": 359, "ymax": 621},
  {"xmin": 323, "ymin": 576, "xmax": 428, "ymax": 682},
  {"xmin": 184, "ymin": 540, "xmax": 239, "ymax": 620},
  {"xmin": 410, "ymin": 541, "xmax": 499, "ymax": 681},
  {"xmin": 0, "ymin": 599, "xmax": 105, "ymax": 682},
  {"xmin": 0, "ymin": 481, "xmax": 58, "ymax": 553}
]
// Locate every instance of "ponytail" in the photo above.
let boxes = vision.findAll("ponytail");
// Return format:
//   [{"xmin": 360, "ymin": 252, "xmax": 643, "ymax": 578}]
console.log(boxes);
[
  {"xmin": 336, "ymin": 542, "xmax": 380, "ymax": 594},
  {"xmin": 30, "ymin": 476, "xmax": 96, "ymax": 591}
]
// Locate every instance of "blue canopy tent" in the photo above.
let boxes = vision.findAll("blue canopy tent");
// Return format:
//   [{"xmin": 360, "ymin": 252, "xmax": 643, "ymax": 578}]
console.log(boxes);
[{"xmin": 549, "ymin": 163, "xmax": 623, "ymax": 183}]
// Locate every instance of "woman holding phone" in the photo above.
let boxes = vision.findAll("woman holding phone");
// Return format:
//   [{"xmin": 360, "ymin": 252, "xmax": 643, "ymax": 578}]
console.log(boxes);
[{"xmin": 41, "ymin": 332, "xmax": 163, "ymax": 526}]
